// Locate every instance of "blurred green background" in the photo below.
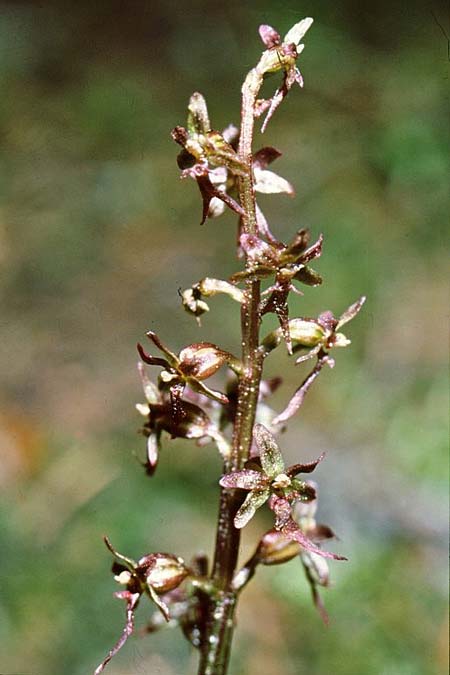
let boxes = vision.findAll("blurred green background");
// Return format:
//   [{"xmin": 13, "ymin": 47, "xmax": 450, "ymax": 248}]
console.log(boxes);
[{"xmin": 0, "ymin": 1, "xmax": 448, "ymax": 674}]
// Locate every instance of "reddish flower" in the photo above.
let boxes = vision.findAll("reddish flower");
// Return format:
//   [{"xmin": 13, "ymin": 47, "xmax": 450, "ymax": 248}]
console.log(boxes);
[{"xmin": 220, "ymin": 424, "xmax": 320, "ymax": 528}]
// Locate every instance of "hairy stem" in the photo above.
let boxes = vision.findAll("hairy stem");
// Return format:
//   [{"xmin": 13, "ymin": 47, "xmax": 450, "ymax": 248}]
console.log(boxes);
[{"xmin": 197, "ymin": 67, "xmax": 264, "ymax": 675}]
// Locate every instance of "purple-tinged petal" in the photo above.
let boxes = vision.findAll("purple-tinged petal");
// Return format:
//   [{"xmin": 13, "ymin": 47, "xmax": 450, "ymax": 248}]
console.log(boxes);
[
  {"xmin": 220, "ymin": 469, "xmax": 269, "ymax": 490},
  {"xmin": 317, "ymin": 310, "xmax": 338, "ymax": 332},
  {"xmin": 94, "ymin": 591, "xmax": 140, "ymax": 674},
  {"xmin": 301, "ymin": 557, "xmax": 329, "ymax": 625},
  {"xmin": 281, "ymin": 519, "xmax": 347, "ymax": 561},
  {"xmin": 286, "ymin": 452, "xmax": 325, "ymax": 477},
  {"xmin": 254, "ymin": 424, "xmax": 285, "ymax": 477},
  {"xmin": 255, "ymin": 204, "xmax": 279, "ymax": 244},
  {"xmin": 300, "ymin": 233, "xmax": 323, "ymax": 263},
  {"xmin": 336, "ymin": 296, "xmax": 366, "ymax": 329},
  {"xmin": 261, "ymin": 86, "xmax": 286, "ymax": 134},
  {"xmin": 292, "ymin": 67, "xmax": 304, "ymax": 88},
  {"xmin": 268, "ymin": 494, "xmax": 292, "ymax": 528},
  {"xmin": 254, "ymin": 98, "xmax": 271, "ymax": 118},
  {"xmin": 259, "ymin": 24, "xmax": 281, "ymax": 48},
  {"xmin": 234, "ymin": 489, "xmax": 270, "ymax": 528},
  {"xmin": 272, "ymin": 356, "xmax": 328, "ymax": 426},
  {"xmin": 295, "ymin": 345, "xmax": 322, "ymax": 365}
]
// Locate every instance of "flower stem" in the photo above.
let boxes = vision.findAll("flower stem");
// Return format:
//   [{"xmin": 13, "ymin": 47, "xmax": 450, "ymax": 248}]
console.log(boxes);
[{"xmin": 197, "ymin": 66, "xmax": 264, "ymax": 675}]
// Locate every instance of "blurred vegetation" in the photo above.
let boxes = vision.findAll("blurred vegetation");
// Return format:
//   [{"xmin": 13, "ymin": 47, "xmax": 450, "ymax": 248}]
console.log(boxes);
[{"xmin": 0, "ymin": 1, "xmax": 448, "ymax": 674}]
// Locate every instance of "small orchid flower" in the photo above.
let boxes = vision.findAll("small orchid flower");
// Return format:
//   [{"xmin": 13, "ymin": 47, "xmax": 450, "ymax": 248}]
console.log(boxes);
[
  {"xmin": 255, "ymin": 18, "xmax": 314, "ymax": 132},
  {"xmin": 292, "ymin": 495, "xmax": 336, "ymax": 623},
  {"xmin": 172, "ymin": 93, "xmax": 245, "ymax": 224},
  {"xmin": 235, "ymin": 490, "xmax": 338, "ymax": 622},
  {"xmin": 95, "ymin": 538, "xmax": 189, "ymax": 674},
  {"xmin": 173, "ymin": 92, "xmax": 296, "ymax": 226},
  {"xmin": 262, "ymin": 295, "xmax": 366, "ymax": 361},
  {"xmin": 137, "ymin": 331, "xmax": 241, "ymax": 406},
  {"xmin": 231, "ymin": 228, "xmax": 323, "ymax": 352},
  {"xmin": 268, "ymin": 493, "xmax": 346, "ymax": 562},
  {"xmin": 219, "ymin": 424, "xmax": 321, "ymax": 528},
  {"xmin": 136, "ymin": 362, "xmax": 230, "ymax": 475}
]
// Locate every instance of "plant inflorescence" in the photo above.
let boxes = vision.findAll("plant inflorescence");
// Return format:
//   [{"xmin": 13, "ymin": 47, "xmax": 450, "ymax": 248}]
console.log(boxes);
[{"xmin": 95, "ymin": 17, "xmax": 364, "ymax": 675}]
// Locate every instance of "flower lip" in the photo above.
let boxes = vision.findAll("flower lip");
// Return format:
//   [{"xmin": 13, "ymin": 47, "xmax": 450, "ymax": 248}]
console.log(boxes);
[{"xmin": 272, "ymin": 472, "xmax": 291, "ymax": 489}]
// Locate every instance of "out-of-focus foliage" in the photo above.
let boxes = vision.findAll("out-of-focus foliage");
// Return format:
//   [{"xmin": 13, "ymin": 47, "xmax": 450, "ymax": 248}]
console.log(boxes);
[{"xmin": 0, "ymin": 1, "xmax": 447, "ymax": 674}]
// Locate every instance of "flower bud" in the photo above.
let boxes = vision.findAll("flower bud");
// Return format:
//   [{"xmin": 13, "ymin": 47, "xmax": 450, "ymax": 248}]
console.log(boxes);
[
  {"xmin": 137, "ymin": 553, "xmax": 188, "ymax": 593},
  {"xmin": 258, "ymin": 43, "xmax": 297, "ymax": 76},
  {"xmin": 178, "ymin": 342, "xmax": 228, "ymax": 380},
  {"xmin": 187, "ymin": 92, "xmax": 211, "ymax": 136},
  {"xmin": 181, "ymin": 288, "xmax": 210, "ymax": 318},
  {"xmin": 257, "ymin": 530, "xmax": 301, "ymax": 565},
  {"xmin": 288, "ymin": 319, "xmax": 325, "ymax": 347}
]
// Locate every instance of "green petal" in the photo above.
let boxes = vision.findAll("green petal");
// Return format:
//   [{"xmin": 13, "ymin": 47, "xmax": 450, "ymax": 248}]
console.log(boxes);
[
  {"xmin": 234, "ymin": 489, "xmax": 270, "ymax": 528},
  {"xmin": 254, "ymin": 424, "xmax": 285, "ymax": 477},
  {"xmin": 187, "ymin": 92, "xmax": 210, "ymax": 136}
]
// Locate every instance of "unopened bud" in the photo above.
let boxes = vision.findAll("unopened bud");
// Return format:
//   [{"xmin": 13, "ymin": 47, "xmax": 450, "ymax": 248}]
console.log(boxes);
[
  {"xmin": 178, "ymin": 342, "xmax": 228, "ymax": 380},
  {"xmin": 187, "ymin": 92, "xmax": 210, "ymax": 136},
  {"xmin": 257, "ymin": 530, "xmax": 301, "ymax": 565},
  {"xmin": 288, "ymin": 319, "xmax": 325, "ymax": 346},
  {"xmin": 137, "ymin": 553, "xmax": 188, "ymax": 593}
]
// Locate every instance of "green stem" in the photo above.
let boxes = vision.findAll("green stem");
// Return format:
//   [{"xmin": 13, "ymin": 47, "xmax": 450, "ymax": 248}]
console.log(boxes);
[{"xmin": 197, "ymin": 66, "xmax": 264, "ymax": 675}]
